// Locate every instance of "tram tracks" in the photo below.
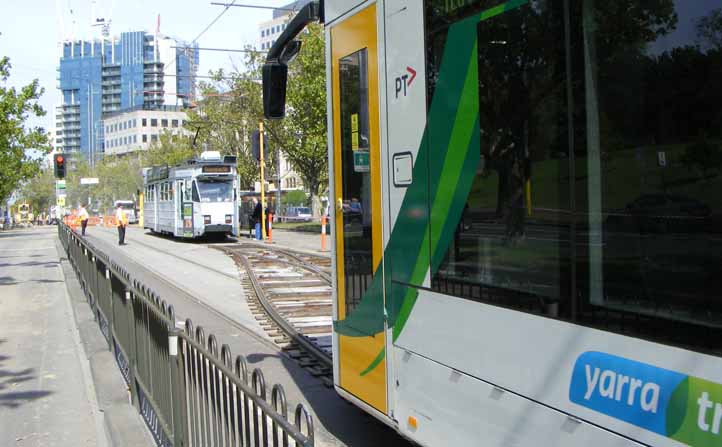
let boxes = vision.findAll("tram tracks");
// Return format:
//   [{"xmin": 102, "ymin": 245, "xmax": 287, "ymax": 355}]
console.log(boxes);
[
  {"xmin": 218, "ymin": 243, "xmax": 334, "ymax": 386},
  {"xmin": 93, "ymin": 227, "xmax": 336, "ymax": 386}
]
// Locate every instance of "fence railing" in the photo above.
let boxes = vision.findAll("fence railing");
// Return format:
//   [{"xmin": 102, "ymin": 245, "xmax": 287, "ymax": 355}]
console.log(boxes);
[{"xmin": 58, "ymin": 223, "xmax": 315, "ymax": 447}]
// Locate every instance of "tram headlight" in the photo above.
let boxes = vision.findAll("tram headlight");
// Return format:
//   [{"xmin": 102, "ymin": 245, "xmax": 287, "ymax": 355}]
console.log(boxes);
[
  {"xmin": 225, "ymin": 214, "xmax": 232, "ymax": 224},
  {"xmin": 203, "ymin": 215, "xmax": 211, "ymax": 224}
]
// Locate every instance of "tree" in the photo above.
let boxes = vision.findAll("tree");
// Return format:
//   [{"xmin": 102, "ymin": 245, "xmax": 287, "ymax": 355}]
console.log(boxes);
[
  {"xmin": 0, "ymin": 57, "xmax": 51, "ymax": 204},
  {"xmin": 148, "ymin": 79, "xmax": 262, "ymax": 190},
  {"xmin": 145, "ymin": 130, "xmax": 197, "ymax": 167},
  {"xmin": 20, "ymin": 166, "xmax": 55, "ymax": 213},
  {"xmin": 265, "ymin": 23, "xmax": 327, "ymax": 216},
  {"xmin": 682, "ymin": 139, "xmax": 722, "ymax": 178},
  {"xmin": 697, "ymin": 8, "xmax": 722, "ymax": 50},
  {"xmin": 232, "ymin": 24, "xmax": 327, "ymax": 215}
]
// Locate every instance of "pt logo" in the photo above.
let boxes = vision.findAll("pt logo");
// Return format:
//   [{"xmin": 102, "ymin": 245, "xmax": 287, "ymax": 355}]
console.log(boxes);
[{"xmin": 395, "ymin": 66, "xmax": 417, "ymax": 98}]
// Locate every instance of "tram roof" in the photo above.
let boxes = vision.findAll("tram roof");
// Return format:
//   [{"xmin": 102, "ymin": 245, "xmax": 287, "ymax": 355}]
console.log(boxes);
[{"xmin": 143, "ymin": 153, "xmax": 237, "ymax": 183}]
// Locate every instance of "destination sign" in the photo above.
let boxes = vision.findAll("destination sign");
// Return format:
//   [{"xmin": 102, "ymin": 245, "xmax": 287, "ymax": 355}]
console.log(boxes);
[{"xmin": 202, "ymin": 165, "xmax": 231, "ymax": 174}]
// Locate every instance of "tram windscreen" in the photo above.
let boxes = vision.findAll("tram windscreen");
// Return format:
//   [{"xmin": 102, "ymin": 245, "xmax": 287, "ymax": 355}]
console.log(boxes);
[{"xmin": 197, "ymin": 180, "xmax": 233, "ymax": 202}]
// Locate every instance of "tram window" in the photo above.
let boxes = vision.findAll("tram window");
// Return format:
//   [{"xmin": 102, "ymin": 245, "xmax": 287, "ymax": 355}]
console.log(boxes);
[
  {"xmin": 196, "ymin": 180, "xmax": 233, "ymax": 203},
  {"xmin": 423, "ymin": 0, "xmax": 722, "ymax": 355},
  {"xmin": 573, "ymin": 0, "xmax": 722, "ymax": 353},
  {"xmin": 429, "ymin": 0, "xmax": 570, "ymax": 317},
  {"xmin": 191, "ymin": 181, "xmax": 201, "ymax": 202},
  {"xmin": 338, "ymin": 48, "xmax": 373, "ymax": 319},
  {"xmin": 184, "ymin": 181, "xmax": 192, "ymax": 202}
]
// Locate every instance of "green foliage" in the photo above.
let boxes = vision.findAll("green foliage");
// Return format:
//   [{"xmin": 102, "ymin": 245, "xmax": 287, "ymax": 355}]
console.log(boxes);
[
  {"xmin": 20, "ymin": 166, "xmax": 55, "ymax": 212},
  {"xmin": 682, "ymin": 139, "xmax": 722, "ymax": 177},
  {"xmin": 697, "ymin": 8, "xmax": 722, "ymax": 50},
  {"xmin": 281, "ymin": 189, "xmax": 307, "ymax": 206},
  {"xmin": 145, "ymin": 130, "xmax": 198, "ymax": 167},
  {"xmin": 60, "ymin": 155, "xmax": 143, "ymax": 213},
  {"xmin": 0, "ymin": 56, "xmax": 51, "ymax": 203},
  {"xmin": 216, "ymin": 24, "xmax": 327, "ymax": 214},
  {"xmin": 266, "ymin": 23, "xmax": 328, "ymax": 214}
]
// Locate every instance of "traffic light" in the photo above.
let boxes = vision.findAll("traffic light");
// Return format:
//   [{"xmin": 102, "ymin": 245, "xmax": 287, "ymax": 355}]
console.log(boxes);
[
  {"xmin": 251, "ymin": 130, "xmax": 268, "ymax": 161},
  {"xmin": 54, "ymin": 153, "xmax": 66, "ymax": 179}
]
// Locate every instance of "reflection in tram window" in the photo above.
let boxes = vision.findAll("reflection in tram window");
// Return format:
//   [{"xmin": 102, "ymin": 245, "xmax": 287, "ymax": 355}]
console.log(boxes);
[
  {"xmin": 426, "ymin": 0, "xmax": 722, "ymax": 355},
  {"xmin": 339, "ymin": 48, "xmax": 373, "ymax": 319}
]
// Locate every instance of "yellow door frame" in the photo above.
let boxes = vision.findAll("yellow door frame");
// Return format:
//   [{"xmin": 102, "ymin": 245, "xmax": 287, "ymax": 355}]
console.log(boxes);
[{"xmin": 331, "ymin": 2, "xmax": 387, "ymax": 414}]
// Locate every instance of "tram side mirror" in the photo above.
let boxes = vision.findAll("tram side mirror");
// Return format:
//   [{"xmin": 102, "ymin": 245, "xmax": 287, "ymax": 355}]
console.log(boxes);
[
  {"xmin": 280, "ymin": 40, "xmax": 302, "ymax": 64},
  {"xmin": 263, "ymin": 62, "xmax": 288, "ymax": 120}
]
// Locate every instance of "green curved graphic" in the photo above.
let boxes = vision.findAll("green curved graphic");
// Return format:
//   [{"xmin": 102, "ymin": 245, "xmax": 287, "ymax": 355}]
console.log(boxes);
[
  {"xmin": 334, "ymin": 0, "xmax": 530, "ymax": 373},
  {"xmin": 665, "ymin": 377, "xmax": 689, "ymax": 437},
  {"xmin": 360, "ymin": 347, "xmax": 386, "ymax": 377}
]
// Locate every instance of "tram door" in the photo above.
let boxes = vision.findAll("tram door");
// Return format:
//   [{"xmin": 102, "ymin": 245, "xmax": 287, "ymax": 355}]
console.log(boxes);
[{"xmin": 331, "ymin": 4, "xmax": 387, "ymax": 414}]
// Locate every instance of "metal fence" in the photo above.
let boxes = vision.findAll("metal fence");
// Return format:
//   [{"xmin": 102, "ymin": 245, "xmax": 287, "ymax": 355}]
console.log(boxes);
[{"xmin": 58, "ymin": 223, "xmax": 315, "ymax": 447}]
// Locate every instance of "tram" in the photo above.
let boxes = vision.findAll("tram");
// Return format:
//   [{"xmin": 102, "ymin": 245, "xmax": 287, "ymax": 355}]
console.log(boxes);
[
  {"xmin": 265, "ymin": 1, "xmax": 722, "ymax": 446},
  {"xmin": 143, "ymin": 151, "xmax": 238, "ymax": 238},
  {"xmin": 12, "ymin": 202, "xmax": 33, "ymax": 226}
]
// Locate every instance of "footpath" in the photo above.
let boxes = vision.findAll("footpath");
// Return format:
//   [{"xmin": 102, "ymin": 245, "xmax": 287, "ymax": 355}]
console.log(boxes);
[{"xmin": 0, "ymin": 226, "xmax": 152, "ymax": 446}]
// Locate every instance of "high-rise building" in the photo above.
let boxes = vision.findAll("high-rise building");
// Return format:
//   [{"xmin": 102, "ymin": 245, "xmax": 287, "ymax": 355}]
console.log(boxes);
[{"xmin": 55, "ymin": 31, "xmax": 198, "ymax": 164}]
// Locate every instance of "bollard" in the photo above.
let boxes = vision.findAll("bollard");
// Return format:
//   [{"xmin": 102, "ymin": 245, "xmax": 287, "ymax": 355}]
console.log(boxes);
[{"xmin": 321, "ymin": 215, "xmax": 327, "ymax": 252}]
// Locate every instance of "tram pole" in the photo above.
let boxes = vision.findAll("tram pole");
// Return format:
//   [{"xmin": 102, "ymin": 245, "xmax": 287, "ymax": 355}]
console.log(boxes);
[{"xmin": 260, "ymin": 121, "xmax": 267, "ymax": 240}]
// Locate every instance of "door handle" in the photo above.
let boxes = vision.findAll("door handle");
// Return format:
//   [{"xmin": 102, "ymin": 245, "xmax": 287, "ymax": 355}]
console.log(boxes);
[{"xmin": 336, "ymin": 198, "xmax": 343, "ymax": 212}]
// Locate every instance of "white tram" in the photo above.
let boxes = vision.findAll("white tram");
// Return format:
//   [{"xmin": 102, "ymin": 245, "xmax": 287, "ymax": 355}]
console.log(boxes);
[
  {"xmin": 266, "ymin": 1, "xmax": 722, "ymax": 446},
  {"xmin": 143, "ymin": 151, "xmax": 238, "ymax": 238}
]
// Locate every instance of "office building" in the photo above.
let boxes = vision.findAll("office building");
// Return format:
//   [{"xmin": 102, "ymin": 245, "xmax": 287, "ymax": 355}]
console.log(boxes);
[
  {"xmin": 55, "ymin": 31, "xmax": 198, "ymax": 164},
  {"xmin": 258, "ymin": 1, "xmax": 310, "ymax": 51},
  {"xmin": 103, "ymin": 105, "xmax": 190, "ymax": 156}
]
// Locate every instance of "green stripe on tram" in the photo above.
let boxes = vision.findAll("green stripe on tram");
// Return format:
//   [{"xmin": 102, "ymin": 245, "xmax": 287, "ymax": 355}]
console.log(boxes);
[{"xmin": 334, "ymin": 0, "xmax": 531, "ymax": 376}]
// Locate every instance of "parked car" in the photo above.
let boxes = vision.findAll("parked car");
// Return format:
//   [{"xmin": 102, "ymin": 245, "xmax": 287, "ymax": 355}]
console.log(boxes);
[
  {"xmin": 283, "ymin": 206, "xmax": 313, "ymax": 222},
  {"xmin": 606, "ymin": 193, "xmax": 711, "ymax": 234}
]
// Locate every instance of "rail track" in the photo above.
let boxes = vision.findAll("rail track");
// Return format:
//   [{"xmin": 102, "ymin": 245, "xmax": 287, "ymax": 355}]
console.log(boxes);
[{"xmin": 218, "ymin": 243, "xmax": 334, "ymax": 386}]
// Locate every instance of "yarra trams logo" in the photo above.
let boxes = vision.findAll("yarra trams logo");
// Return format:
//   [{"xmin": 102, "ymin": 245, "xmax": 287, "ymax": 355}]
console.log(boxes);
[{"xmin": 569, "ymin": 351, "xmax": 722, "ymax": 446}]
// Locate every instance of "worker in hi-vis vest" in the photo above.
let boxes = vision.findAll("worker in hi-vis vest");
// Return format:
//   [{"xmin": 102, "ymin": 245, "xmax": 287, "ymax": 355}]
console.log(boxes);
[
  {"xmin": 115, "ymin": 204, "xmax": 128, "ymax": 245},
  {"xmin": 78, "ymin": 204, "xmax": 90, "ymax": 236}
]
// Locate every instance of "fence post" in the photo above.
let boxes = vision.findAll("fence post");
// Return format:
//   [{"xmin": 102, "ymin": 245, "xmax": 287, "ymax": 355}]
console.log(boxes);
[
  {"xmin": 105, "ymin": 268, "xmax": 114, "ymax": 350},
  {"xmin": 126, "ymin": 288, "xmax": 140, "ymax": 410},
  {"xmin": 169, "ymin": 328, "xmax": 188, "ymax": 447}
]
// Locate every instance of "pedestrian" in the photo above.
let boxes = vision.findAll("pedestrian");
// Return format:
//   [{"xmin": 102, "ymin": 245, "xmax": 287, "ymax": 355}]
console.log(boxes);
[
  {"xmin": 78, "ymin": 203, "xmax": 90, "ymax": 236},
  {"xmin": 252, "ymin": 197, "xmax": 262, "ymax": 239},
  {"xmin": 115, "ymin": 204, "xmax": 128, "ymax": 245}
]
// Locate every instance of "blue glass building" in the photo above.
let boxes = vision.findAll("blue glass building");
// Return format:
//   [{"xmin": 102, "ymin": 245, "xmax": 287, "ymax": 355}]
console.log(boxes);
[{"xmin": 56, "ymin": 31, "xmax": 198, "ymax": 164}]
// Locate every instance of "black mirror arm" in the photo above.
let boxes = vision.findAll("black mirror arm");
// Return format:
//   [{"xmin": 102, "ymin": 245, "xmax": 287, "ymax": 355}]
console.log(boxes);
[{"xmin": 265, "ymin": 0, "xmax": 323, "ymax": 65}]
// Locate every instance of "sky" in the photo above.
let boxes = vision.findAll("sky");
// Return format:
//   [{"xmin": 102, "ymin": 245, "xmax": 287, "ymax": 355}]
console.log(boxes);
[{"xmin": 0, "ymin": 0, "xmax": 294, "ymax": 133}]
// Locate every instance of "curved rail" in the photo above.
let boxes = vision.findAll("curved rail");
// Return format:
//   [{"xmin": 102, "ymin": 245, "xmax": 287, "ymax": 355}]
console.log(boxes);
[{"xmin": 235, "ymin": 250, "xmax": 333, "ymax": 371}]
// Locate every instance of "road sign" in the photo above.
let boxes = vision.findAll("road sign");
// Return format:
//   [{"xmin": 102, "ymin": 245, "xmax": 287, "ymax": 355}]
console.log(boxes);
[
  {"xmin": 56, "ymin": 195, "xmax": 66, "ymax": 207},
  {"xmin": 80, "ymin": 177, "xmax": 99, "ymax": 185},
  {"xmin": 57, "ymin": 180, "xmax": 66, "ymax": 189}
]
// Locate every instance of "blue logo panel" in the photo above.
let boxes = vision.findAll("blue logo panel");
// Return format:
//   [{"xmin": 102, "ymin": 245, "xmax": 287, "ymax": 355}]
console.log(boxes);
[{"xmin": 569, "ymin": 351, "xmax": 686, "ymax": 435}]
